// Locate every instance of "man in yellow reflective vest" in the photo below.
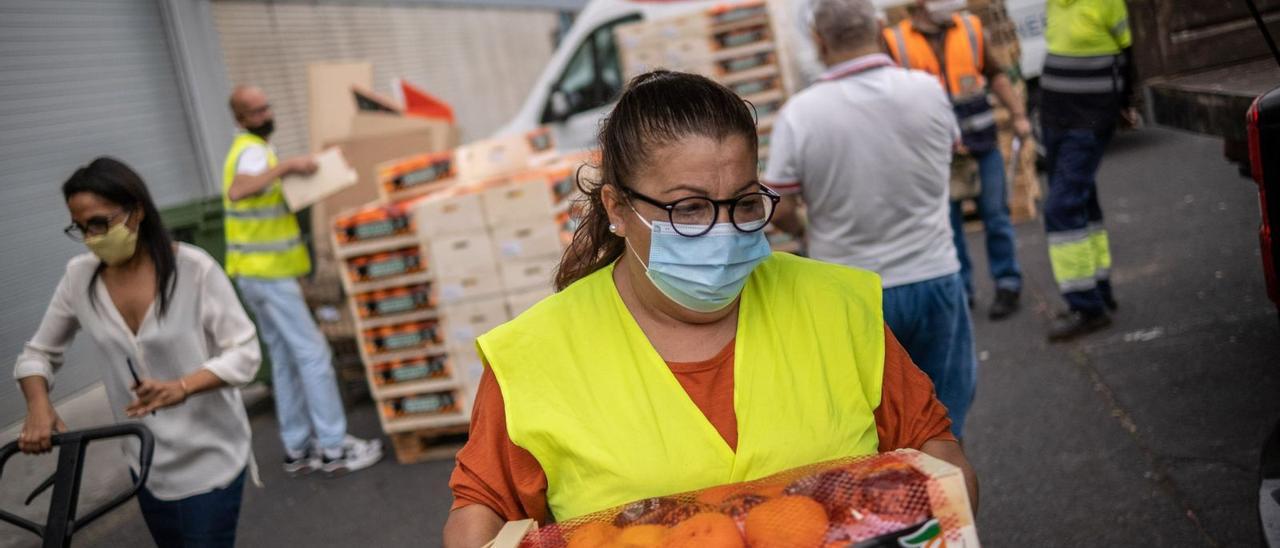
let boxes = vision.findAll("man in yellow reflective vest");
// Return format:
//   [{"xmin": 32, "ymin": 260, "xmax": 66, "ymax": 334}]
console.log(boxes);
[
  {"xmin": 224, "ymin": 85, "xmax": 383, "ymax": 476},
  {"xmin": 1039, "ymin": 0, "xmax": 1137, "ymax": 341},
  {"xmin": 882, "ymin": 0, "xmax": 1032, "ymax": 320}
]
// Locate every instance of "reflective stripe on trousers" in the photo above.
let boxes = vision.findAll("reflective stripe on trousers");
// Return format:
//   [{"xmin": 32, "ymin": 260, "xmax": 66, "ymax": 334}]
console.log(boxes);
[
  {"xmin": 1042, "ymin": 124, "xmax": 1116, "ymax": 312},
  {"xmin": 1048, "ymin": 224, "xmax": 1111, "ymax": 292}
]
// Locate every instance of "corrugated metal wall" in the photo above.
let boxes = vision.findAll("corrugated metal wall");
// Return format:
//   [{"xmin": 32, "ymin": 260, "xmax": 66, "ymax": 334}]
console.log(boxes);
[
  {"xmin": 211, "ymin": 1, "xmax": 561, "ymax": 157},
  {"xmin": 0, "ymin": 0, "xmax": 206, "ymax": 426}
]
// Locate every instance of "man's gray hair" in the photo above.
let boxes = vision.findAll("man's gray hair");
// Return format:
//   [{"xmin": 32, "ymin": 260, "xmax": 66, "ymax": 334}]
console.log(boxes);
[{"xmin": 809, "ymin": 0, "xmax": 880, "ymax": 52}]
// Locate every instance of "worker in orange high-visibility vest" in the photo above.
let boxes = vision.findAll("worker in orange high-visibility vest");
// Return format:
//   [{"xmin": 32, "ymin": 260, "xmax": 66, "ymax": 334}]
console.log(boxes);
[{"xmin": 883, "ymin": 0, "xmax": 1030, "ymax": 321}]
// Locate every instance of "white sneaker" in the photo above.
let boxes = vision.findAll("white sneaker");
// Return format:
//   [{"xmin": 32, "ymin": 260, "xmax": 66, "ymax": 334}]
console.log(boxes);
[{"xmin": 320, "ymin": 435, "xmax": 384, "ymax": 478}]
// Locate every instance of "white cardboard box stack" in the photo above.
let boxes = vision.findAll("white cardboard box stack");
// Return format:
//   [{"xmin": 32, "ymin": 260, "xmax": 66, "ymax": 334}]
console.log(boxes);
[{"xmin": 332, "ymin": 131, "xmax": 586, "ymax": 461}]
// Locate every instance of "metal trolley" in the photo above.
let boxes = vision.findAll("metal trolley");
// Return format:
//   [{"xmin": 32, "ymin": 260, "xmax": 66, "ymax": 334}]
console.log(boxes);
[{"xmin": 0, "ymin": 424, "xmax": 154, "ymax": 547}]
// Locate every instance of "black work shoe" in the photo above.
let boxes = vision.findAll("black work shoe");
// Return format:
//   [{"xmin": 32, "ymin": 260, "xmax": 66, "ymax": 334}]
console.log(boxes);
[
  {"xmin": 1104, "ymin": 296, "xmax": 1119, "ymax": 312},
  {"xmin": 1047, "ymin": 310, "xmax": 1112, "ymax": 342},
  {"xmin": 988, "ymin": 288, "xmax": 1021, "ymax": 320}
]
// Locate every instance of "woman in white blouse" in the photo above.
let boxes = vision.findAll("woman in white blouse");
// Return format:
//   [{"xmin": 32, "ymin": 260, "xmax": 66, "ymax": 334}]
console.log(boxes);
[{"xmin": 14, "ymin": 157, "xmax": 261, "ymax": 547}]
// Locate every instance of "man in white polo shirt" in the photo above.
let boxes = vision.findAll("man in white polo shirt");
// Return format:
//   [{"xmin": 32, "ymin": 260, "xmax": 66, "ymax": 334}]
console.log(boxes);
[{"xmin": 765, "ymin": 0, "xmax": 978, "ymax": 436}]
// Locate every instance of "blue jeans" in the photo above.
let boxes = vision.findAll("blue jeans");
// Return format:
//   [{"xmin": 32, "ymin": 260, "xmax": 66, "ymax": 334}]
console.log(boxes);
[
  {"xmin": 883, "ymin": 273, "xmax": 978, "ymax": 437},
  {"xmin": 135, "ymin": 468, "xmax": 245, "ymax": 548},
  {"xmin": 236, "ymin": 276, "xmax": 347, "ymax": 453},
  {"xmin": 949, "ymin": 147, "xmax": 1023, "ymax": 295},
  {"xmin": 1042, "ymin": 124, "xmax": 1116, "ymax": 314}
]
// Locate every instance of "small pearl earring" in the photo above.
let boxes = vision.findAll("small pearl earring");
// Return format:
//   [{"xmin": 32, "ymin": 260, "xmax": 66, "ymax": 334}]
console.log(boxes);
[{"xmin": 608, "ymin": 224, "xmax": 618, "ymax": 233}]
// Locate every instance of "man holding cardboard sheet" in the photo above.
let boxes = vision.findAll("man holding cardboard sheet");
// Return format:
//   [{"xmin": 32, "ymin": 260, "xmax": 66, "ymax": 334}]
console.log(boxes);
[{"xmin": 224, "ymin": 85, "xmax": 383, "ymax": 477}]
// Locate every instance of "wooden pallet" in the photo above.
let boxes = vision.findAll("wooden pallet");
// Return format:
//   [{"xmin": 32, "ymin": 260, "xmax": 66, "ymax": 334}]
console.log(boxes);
[{"xmin": 388, "ymin": 423, "xmax": 471, "ymax": 464}]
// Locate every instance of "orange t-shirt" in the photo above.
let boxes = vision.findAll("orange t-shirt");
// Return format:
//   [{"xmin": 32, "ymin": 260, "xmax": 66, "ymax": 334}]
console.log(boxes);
[{"xmin": 449, "ymin": 325, "xmax": 954, "ymax": 523}]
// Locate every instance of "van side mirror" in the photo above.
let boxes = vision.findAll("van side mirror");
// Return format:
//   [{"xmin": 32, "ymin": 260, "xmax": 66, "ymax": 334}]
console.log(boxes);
[{"xmin": 548, "ymin": 89, "xmax": 572, "ymax": 123}]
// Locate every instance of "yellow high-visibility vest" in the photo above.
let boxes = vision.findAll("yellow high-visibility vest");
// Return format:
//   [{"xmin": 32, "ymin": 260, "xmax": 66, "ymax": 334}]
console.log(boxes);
[
  {"xmin": 478, "ymin": 253, "xmax": 885, "ymax": 520},
  {"xmin": 1046, "ymin": 0, "xmax": 1131, "ymax": 57},
  {"xmin": 221, "ymin": 133, "xmax": 310, "ymax": 279}
]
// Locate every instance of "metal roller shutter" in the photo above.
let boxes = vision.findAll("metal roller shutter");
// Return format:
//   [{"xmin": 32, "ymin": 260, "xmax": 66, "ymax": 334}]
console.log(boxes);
[
  {"xmin": 211, "ymin": 1, "xmax": 560, "ymax": 157},
  {"xmin": 0, "ymin": 0, "xmax": 205, "ymax": 425}
]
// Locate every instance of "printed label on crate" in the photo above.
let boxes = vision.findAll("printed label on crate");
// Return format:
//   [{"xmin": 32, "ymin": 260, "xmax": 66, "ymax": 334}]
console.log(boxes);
[
  {"xmin": 352, "ymin": 219, "xmax": 399, "ymax": 239},
  {"xmin": 356, "ymin": 284, "xmax": 434, "ymax": 318},
  {"xmin": 381, "ymin": 152, "xmax": 456, "ymax": 195},
  {"xmin": 391, "ymin": 363, "xmax": 432, "ymax": 382},
  {"xmin": 368, "ymin": 257, "xmax": 410, "ymax": 278},
  {"xmin": 718, "ymin": 50, "xmax": 774, "ymax": 74},
  {"xmin": 716, "ymin": 25, "xmax": 769, "ymax": 49},
  {"xmin": 365, "ymin": 321, "xmax": 440, "ymax": 355},
  {"xmin": 383, "ymin": 332, "xmax": 424, "ymax": 350},
  {"xmin": 728, "ymin": 74, "xmax": 778, "ymax": 97},
  {"xmin": 402, "ymin": 392, "xmax": 454, "ymax": 414},
  {"xmin": 374, "ymin": 354, "xmax": 448, "ymax": 386},
  {"xmin": 710, "ymin": 2, "xmax": 768, "ymax": 25},
  {"xmin": 374, "ymin": 295, "xmax": 418, "ymax": 315},
  {"xmin": 335, "ymin": 205, "xmax": 413, "ymax": 244},
  {"xmin": 384, "ymin": 390, "xmax": 458, "ymax": 418},
  {"xmin": 347, "ymin": 248, "xmax": 423, "ymax": 282}
]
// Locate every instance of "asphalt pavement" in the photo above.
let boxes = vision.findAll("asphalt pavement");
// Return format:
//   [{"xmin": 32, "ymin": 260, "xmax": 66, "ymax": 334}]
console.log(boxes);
[{"xmin": 6, "ymin": 127, "xmax": 1278, "ymax": 547}]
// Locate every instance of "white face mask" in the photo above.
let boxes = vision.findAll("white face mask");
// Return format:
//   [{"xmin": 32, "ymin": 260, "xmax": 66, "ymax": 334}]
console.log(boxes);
[{"xmin": 924, "ymin": 0, "xmax": 965, "ymax": 25}]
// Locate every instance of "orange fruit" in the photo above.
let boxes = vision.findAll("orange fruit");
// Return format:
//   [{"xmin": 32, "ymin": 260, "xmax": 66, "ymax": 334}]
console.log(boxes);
[
  {"xmin": 663, "ymin": 512, "xmax": 744, "ymax": 548},
  {"xmin": 567, "ymin": 522, "xmax": 620, "ymax": 548},
  {"xmin": 611, "ymin": 524, "xmax": 668, "ymax": 548},
  {"xmin": 743, "ymin": 495, "xmax": 830, "ymax": 548}
]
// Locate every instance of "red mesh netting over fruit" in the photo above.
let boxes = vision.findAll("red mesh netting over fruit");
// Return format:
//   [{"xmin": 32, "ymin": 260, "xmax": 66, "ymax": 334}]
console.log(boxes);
[{"xmin": 516, "ymin": 450, "xmax": 973, "ymax": 548}]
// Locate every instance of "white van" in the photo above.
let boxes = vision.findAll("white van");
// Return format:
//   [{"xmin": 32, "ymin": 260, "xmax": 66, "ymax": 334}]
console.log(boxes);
[{"xmin": 500, "ymin": 0, "xmax": 1048, "ymax": 151}]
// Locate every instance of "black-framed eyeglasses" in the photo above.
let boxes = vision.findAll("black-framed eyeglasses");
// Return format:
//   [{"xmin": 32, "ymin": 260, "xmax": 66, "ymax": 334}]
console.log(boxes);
[
  {"xmin": 64, "ymin": 210, "xmax": 129, "ymax": 242},
  {"xmin": 624, "ymin": 183, "xmax": 781, "ymax": 237}
]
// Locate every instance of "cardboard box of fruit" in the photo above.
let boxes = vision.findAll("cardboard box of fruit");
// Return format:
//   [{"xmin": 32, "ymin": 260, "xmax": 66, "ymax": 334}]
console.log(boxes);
[{"xmin": 484, "ymin": 449, "xmax": 979, "ymax": 548}]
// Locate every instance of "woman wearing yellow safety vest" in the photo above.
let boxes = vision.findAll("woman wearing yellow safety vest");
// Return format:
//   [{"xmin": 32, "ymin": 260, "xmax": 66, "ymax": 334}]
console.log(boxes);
[{"xmin": 442, "ymin": 72, "xmax": 978, "ymax": 546}]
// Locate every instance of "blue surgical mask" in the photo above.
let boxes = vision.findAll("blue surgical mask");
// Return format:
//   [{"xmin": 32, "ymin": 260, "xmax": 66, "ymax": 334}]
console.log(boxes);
[{"xmin": 625, "ymin": 208, "xmax": 773, "ymax": 312}]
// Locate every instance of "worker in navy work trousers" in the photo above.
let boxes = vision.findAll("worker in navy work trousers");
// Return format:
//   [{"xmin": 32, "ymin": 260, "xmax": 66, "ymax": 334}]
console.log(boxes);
[{"xmin": 1039, "ymin": 0, "xmax": 1138, "ymax": 341}]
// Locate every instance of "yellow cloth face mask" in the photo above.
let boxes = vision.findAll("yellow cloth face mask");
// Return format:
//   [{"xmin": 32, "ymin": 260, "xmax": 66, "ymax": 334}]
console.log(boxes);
[{"xmin": 85, "ymin": 221, "xmax": 138, "ymax": 265}]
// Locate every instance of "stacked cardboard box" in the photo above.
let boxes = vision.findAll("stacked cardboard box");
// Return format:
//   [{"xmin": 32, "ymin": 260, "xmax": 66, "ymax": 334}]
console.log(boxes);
[
  {"xmin": 615, "ymin": 0, "xmax": 790, "ymax": 172},
  {"xmin": 332, "ymin": 133, "xmax": 587, "ymax": 463}
]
